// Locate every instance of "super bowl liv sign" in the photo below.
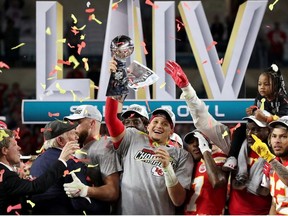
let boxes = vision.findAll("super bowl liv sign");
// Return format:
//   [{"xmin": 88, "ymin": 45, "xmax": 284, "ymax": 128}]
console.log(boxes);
[{"xmin": 22, "ymin": 0, "xmax": 267, "ymax": 124}]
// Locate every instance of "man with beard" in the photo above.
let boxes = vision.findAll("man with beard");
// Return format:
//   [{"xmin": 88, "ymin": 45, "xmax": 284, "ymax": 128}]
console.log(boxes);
[
  {"xmin": 251, "ymin": 116, "xmax": 288, "ymax": 214},
  {"xmin": 63, "ymin": 105, "xmax": 121, "ymax": 213}
]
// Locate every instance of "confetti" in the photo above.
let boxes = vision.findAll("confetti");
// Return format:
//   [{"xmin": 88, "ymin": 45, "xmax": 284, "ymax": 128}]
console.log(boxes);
[
  {"xmin": 145, "ymin": 100, "xmax": 151, "ymax": 113},
  {"xmin": 83, "ymin": 210, "xmax": 87, "ymax": 216},
  {"xmin": 169, "ymin": 36, "xmax": 181, "ymax": 41},
  {"xmin": 7, "ymin": 204, "xmax": 22, "ymax": 213},
  {"xmin": 112, "ymin": 0, "xmax": 123, "ymax": 10},
  {"xmin": 71, "ymin": 14, "xmax": 77, "ymax": 24},
  {"xmin": 57, "ymin": 59, "xmax": 71, "ymax": 65},
  {"xmin": 269, "ymin": 0, "xmax": 279, "ymax": 11},
  {"xmin": 80, "ymin": 34, "xmax": 86, "ymax": 40},
  {"xmin": 13, "ymin": 128, "xmax": 20, "ymax": 139},
  {"xmin": 48, "ymin": 112, "xmax": 60, "ymax": 117},
  {"xmin": 55, "ymin": 65, "xmax": 62, "ymax": 71},
  {"xmin": 40, "ymin": 83, "xmax": 46, "ymax": 90},
  {"xmin": 68, "ymin": 55, "xmax": 80, "ymax": 69},
  {"xmin": 217, "ymin": 58, "xmax": 223, "ymax": 65},
  {"xmin": 160, "ymin": 82, "xmax": 166, "ymax": 89},
  {"xmin": 88, "ymin": 14, "xmax": 102, "ymax": 24},
  {"xmin": 0, "ymin": 61, "xmax": 10, "ymax": 69},
  {"xmin": 49, "ymin": 69, "xmax": 57, "ymax": 77},
  {"xmin": 229, "ymin": 123, "xmax": 241, "ymax": 136},
  {"xmin": 72, "ymin": 25, "xmax": 86, "ymax": 31},
  {"xmin": 71, "ymin": 28, "xmax": 79, "ymax": 35},
  {"xmin": 202, "ymin": 60, "xmax": 208, "ymax": 64},
  {"xmin": 79, "ymin": 96, "xmax": 90, "ymax": 103},
  {"xmin": 56, "ymin": 83, "xmax": 66, "ymax": 94},
  {"xmin": 82, "ymin": 58, "xmax": 89, "ymax": 71},
  {"xmin": 77, "ymin": 41, "xmax": 86, "ymax": 55},
  {"xmin": 183, "ymin": 2, "xmax": 191, "ymax": 10},
  {"xmin": 85, "ymin": 8, "xmax": 95, "ymax": 13},
  {"xmin": 0, "ymin": 130, "xmax": 9, "ymax": 141},
  {"xmin": 0, "ymin": 169, "xmax": 5, "ymax": 183},
  {"xmin": 145, "ymin": 0, "xmax": 159, "ymax": 9},
  {"xmin": 86, "ymin": 1, "xmax": 91, "ymax": 7},
  {"xmin": 70, "ymin": 168, "xmax": 81, "ymax": 174},
  {"xmin": 75, "ymin": 149, "xmax": 88, "ymax": 155},
  {"xmin": 40, "ymin": 127, "xmax": 52, "ymax": 133},
  {"xmin": 141, "ymin": 41, "xmax": 148, "ymax": 55},
  {"xmin": 46, "ymin": 27, "xmax": 51, "ymax": 35},
  {"xmin": 222, "ymin": 130, "xmax": 228, "ymax": 139},
  {"xmin": 11, "ymin": 43, "xmax": 25, "ymax": 50},
  {"xmin": 260, "ymin": 98, "xmax": 265, "ymax": 110},
  {"xmin": 56, "ymin": 38, "xmax": 66, "ymax": 43},
  {"xmin": 67, "ymin": 43, "xmax": 75, "ymax": 48},
  {"xmin": 87, "ymin": 164, "xmax": 99, "ymax": 168},
  {"xmin": 63, "ymin": 170, "xmax": 69, "ymax": 177},
  {"xmin": 176, "ymin": 19, "xmax": 185, "ymax": 32},
  {"xmin": 70, "ymin": 90, "xmax": 77, "ymax": 101},
  {"xmin": 206, "ymin": 41, "xmax": 217, "ymax": 51},
  {"xmin": 237, "ymin": 69, "xmax": 241, "ymax": 74},
  {"xmin": 27, "ymin": 200, "xmax": 35, "ymax": 208}
]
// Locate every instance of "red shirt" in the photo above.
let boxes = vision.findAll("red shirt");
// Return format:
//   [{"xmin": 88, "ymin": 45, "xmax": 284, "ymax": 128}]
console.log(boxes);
[
  {"xmin": 184, "ymin": 148, "xmax": 227, "ymax": 215},
  {"xmin": 229, "ymin": 150, "xmax": 272, "ymax": 215}
]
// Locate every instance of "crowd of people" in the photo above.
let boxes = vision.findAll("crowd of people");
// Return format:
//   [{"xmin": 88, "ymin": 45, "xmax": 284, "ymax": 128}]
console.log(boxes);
[{"xmin": 1, "ymin": 58, "xmax": 288, "ymax": 214}]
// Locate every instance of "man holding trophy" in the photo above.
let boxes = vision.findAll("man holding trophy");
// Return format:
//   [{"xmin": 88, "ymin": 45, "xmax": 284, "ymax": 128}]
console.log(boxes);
[{"xmin": 104, "ymin": 35, "xmax": 193, "ymax": 214}]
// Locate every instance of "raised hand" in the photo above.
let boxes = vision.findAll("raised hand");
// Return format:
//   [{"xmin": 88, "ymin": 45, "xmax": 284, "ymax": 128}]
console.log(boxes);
[
  {"xmin": 164, "ymin": 60, "xmax": 189, "ymax": 88},
  {"xmin": 250, "ymin": 134, "xmax": 275, "ymax": 162},
  {"xmin": 193, "ymin": 131, "xmax": 211, "ymax": 154}
]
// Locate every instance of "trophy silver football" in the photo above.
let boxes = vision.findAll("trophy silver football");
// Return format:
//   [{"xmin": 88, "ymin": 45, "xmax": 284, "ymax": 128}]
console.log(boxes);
[{"xmin": 106, "ymin": 35, "xmax": 134, "ymax": 102}]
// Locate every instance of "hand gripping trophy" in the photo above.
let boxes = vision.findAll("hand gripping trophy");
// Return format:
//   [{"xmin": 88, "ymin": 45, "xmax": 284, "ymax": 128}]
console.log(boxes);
[{"xmin": 106, "ymin": 35, "xmax": 134, "ymax": 102}]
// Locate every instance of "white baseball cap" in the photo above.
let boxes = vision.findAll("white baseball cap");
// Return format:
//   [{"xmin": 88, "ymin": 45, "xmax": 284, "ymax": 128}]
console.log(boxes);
[
  {"xmin": 152, "ymin": 107, "xmax": 175, "ymax": 128},
  {"xmin": 64, "ymin": 105, "xmax": 102, "ymax": 122},
  {"xmin": 121, "ymin": 104, "xmax": 149, "ymax": 120},
  {"xmin": 170, "ymin": 133, "xmax": 183, "ymax": 147},
  {"xmin": 269, "ymin": 116, "xmax": 288, "ymax": 128},
  {"xmin": 242, "ymin": 110, "xmax": 271, "ymax": 127}
]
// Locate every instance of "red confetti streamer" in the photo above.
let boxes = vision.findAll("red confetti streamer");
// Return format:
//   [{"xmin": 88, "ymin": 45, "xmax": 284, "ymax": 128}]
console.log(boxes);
[
  {"xmin": 13, "ymin": 128, "xmax": 20, "ymax": 140},
  {"xmin": 237, "ymin": 69, "xmax": 241, "ymax": 74},
  {"xmin": 57, "ymin": 59, "xmax": 71, "ymax": 65},
  {"xmin": 77, "ymin": 41, "xmax": 86, "ymax": 55},
  {"xmin": 85, "ymin": 8, "xmax": 95, "ymax": 13},
  {"xmin": 63, "ymin": 170, "xmax": 69, "ymax": 177},
  {"xmin": 145, "ymin": 100, "xmax": 151, "ymax": 113},
  {"xmin": 71, "ymin": 28, "xmax": 79, "ymax": 36},
  {"xmin": 48, "ymin": 112, "xmax": 60, "ymax": 117},
  {"xmin": 229, "ymin": 123, "xmax": 241, "ymax": 137},
  {"xmin": 49, "ymin": 69, "xmax": 57, "ymax": 77},
  {"xmin": 183, "ymin": 2, "xmax": 191, "ymax": 10},
  {"xmin": 217, "ymin": 58, "xmax": 223, "ymax": 65},
  {"xmin": 40, "ymin": 128, "xmax": 52, "ymax": 133},
  {"xmin": 206, "ymin": 41, "xmax": 218, "ymax": 51},
  {"xmin": 112, "ymin": 3, "xmax": 119, "ymax": 10},
  {"xmin": 145, "ymin": 0, "xmax": 159, "ymax": 9},
  {"xmin": 202, "ymin": 60, "xmax": 208, "ymax": 64},
  {"xmin": 0, "ymin": 169, "xmax": 5, "ymax": 183},
  {"xmin": 7, "ymin": 204, "xmax": 22, "ymax": 213},
  {"xmin": 67, "ymin": 43, "xmax": 75, "ymax": 49},
  {"xmin": 141, "ymin": 41, "xmax": 148, "ymax": 55},
  {"xmin": 0, "ymin": 61, "xmax": 10, "ymax": 69}
]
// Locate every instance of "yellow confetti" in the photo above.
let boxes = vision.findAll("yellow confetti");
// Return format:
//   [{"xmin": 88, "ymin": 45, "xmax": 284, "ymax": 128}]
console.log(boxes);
[
  {"xmin": 36, "ymin": 145, "xmax": 44, "ymax": 154},
  {"xmin": 90, "ymin": 14, "xmax": 102, "ymax": 24},
  {"xmin": 71, "ymin": 14, "xmax": 77, "ymax": 24},
  {"xmin": 82, "ymin": 58, "xmax": 89, "ymax": 71},
  {"xmin": 75, "ymin": 149, "xmax": 88, "ymax": 155},
  {"xmin": 260, "ymin": 98, "xmax": 265, "ymax": 110},
  {"xmin": 47, "ymin": 77, "xmax": 56, "ymax": 80},
  {"xmin": 56, "ymin": 38, "xmax": 66, "ymax": 43},
  {"xmin": 68, "ymin": 55, "xmax": 80, "ymax": 69},
  {"xmin": 40, "ymin": 83, "xmax": 46, "ymax": 90},
  {"xmin": 87, "ymin": 164, "xmax": 99, "ymax": 168},
  {"xmin": 46, "ymin": 27, "xmax": 51, "ymax": 35},
  {"xmin": 269, "ymin": 0, "xmax": 279, "ymax": 11},
  {"xmin": 56, "ymin": 83, "xmax": 66, "ymax": 94},
  {"xmin": 54, "ymin": 65, "xmax": 62, "ymax": 71},
  {"xmin": 222, "ymin": 130, "xmax": 228, "ymax": 139},
  {"xmin": 27, "ymin": 200, "xmax": 35, "ymax": 208},
  {"xmin": 112, "ymin": 0, "xmax": 123, "ymax": 9},
  {"xmin": 80, "ymin": 34, "xmax": 86, "ymax": 40},
  {"xmin": 83, "ymin": 210, "xmax": 87, "ymax": 216},
  {"xmin": 160, "ymin": 82, "xmax": 166, "ymax": 89},
  {"xmin": 0, "ymin": 130, "xmax": 9, "ymax": 141},
  {"xmin": 11, "ymin": 43, "xmax": 25, "ymax": 50},
  {"xmin": 69, "ymin": 168, "xmax": 81, "ymax": 174},
  {"xmin": 79, "ymin": 96, "xmax": 90, "ymax": 103},
  {"xmin": 70, "ymin": 90, "xmax": 77, "ymax": 101},
  {"xmin": 72, "ymin": 25, "xmax": 86, "ymax": 31}
]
